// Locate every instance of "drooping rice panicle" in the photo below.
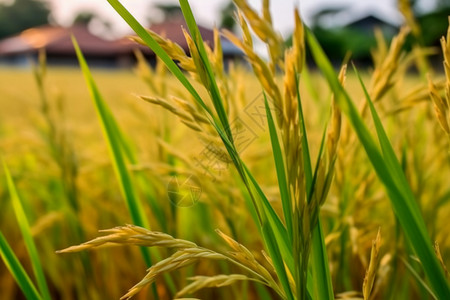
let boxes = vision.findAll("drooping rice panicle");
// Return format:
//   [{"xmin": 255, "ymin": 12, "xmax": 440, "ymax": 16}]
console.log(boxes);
[{"xmin": 175, "ymin": 274, "xmax": 262, "ymax": 298}]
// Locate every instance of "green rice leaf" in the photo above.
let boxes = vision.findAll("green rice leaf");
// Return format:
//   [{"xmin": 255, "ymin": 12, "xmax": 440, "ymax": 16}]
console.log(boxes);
[
  {"xmin": 72, "ymin": 37, "xmax": 164, "ymax": 298},
  {"xmin": 307, "ymin": 126, "xmax": 334, "ymax": 300},
  {"xmin": 353, "ymin": 65, "xmax": 449, "ymax": 299},
  {"xmin": 264, "ymin": 95, "xmax": 292, "ymax": 242},
  {"xmin": 72, "ymin": 36, "xmax": 149, "ymax": 233},
  {"xmin": 353, "ymin": 65, "xmax": 426, "ymax": 234},
  {"xmin": 310, "ymin": 221, "xmax": 334, "ymax": 300},
  {"xmin": 401, "ymin": 257, "xmax": 437, "ymax": 300},
  {"xmin": 305, "ymin": 27, "xmax": 450, "ymax": 299},
  {"xmin": 3, "ymin": 161, "xmax": 51, "ymax": 300},
  {"xmin": 261, "ymin": 223, "xmax": 295, "ymax": 300},
  {"xmin": 0, "ymin": 232, "xmax": 42, "ymax": 300},
  {"xmin": 242, "ymin": 164, "xmax": 293, "ymax": 271},
  {"xmin": 295, "ymin": 76, "xmax": 313, "ymax": 195},
  {"xmin": 178, "ymin": 0, "xmax": 233, "ymax": 142},
  {"xmin": 296, "ymin": 72, "xmax": 334, "ymax": 299},
  {"xmin": 254, "ymin": 283, "xmax": 274, "ymax": 300}
]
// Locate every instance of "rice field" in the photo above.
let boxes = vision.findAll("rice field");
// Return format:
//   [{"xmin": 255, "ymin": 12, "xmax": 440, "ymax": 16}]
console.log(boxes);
[{"xmin": 1, "ymin": 0, "xmax": 450, "ymax": 299}]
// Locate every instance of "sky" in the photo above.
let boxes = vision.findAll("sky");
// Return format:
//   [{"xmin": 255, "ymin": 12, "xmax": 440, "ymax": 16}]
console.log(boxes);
[{"xmin": 45, "ymin": 0, "xmax": 424, "ymax": 37}]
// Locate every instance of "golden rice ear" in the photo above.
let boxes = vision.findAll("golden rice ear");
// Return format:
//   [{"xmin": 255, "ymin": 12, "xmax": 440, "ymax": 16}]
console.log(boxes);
[
  {"xmin": 213, "ymin": 27, "xmax": 224, "ymax": 74},
  {"xmin": 236, "ymin": 10, "xmax": 253, "ymax": 48},
  {"xmin": 372, "ymin": 28, "xmax": 388, "ymax": 67},
  {"xmin": 130, "ymin": 30, "xmax": 196, "ymax": 74},
  {"xmin": 327, "ymin": 64, "xmax": 346, "ymax": 160},
  {"xmin": 233, "ymin": 0, "xmax": 284, "ymax": 71},
  {"xmin": 121, "ymin": 248, "xmax": 227, "ymax": 300},
  {"xmin": 428, "ymin": 74, "xmax": 450, "ymax": 135},
  {"xmin": 175, "ymin": 274, "xmax": 258, "ymax": 298},
  {"xmin": 398, "ymin": 0, "xmax": 420, "ymax": 36},
  {"xmin": 56, "ymin": 225, "xmax": 198, "ymax": 254},
  {"xmin": 182, "ymin": 27, "xmax": 209, "ymax": 88},
  {"xmin": 363, "ymin": 229, "xmax": 382, "ymax": 300},
  {"xmin": 434, "ymin": 242, "xmax": 449, "ymax": 279},
  {"xmin": 369, "ymin": 26, "xmax": 410, "ymax": 103},
  {"xmin": 292, "ymin": 8, "xmax": 305, "ymax": 73},
  {"xmin": 262, "ymin": 0, "xmax": 272, "ymax": 26},
  {"xmin": 441, "ymin": 20, "xmax": 450, "ymax": 103},
  {"xmin": 138, "ymin": 94, "xmax": 214, "ymax": 133},
  {"xmin": 223, "ymin": 26, "xmax": 283, "ymax": 114}
]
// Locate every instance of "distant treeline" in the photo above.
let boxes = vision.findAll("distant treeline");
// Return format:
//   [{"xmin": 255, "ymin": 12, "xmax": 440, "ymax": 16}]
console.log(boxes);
[{"xmin": 309, "ymin": 7, "xmax": 450, "ymax": 65}]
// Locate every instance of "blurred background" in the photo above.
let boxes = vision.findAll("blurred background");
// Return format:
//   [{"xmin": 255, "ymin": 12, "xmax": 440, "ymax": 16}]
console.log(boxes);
[{"xmin": 0, "ymin": 0, "xmax": 449, "ymax": 67}]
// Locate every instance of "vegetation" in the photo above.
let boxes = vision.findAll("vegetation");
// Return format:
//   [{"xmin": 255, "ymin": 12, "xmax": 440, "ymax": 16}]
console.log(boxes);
[
  {"xmin": 1, "ymin": 0, "xmax": 450, "ymax": 299},
  {"xmin": 0, "ymin": 0, "xmax": 50, "ymax": 39}
]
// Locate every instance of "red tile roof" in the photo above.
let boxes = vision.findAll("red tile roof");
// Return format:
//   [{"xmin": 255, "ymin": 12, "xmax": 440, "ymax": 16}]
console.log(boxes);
[
  {"xmin": 0, "ymin": 25, "xmax": 131, "ymax": 57},
  {"xmin": 0, "ymin": 20, "xmax": 238, "ymax": 59}
]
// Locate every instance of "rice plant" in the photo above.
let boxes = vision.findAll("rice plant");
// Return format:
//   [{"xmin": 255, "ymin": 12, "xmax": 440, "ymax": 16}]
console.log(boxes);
[
  {"xmin": 54, "ymin": 0, "xmax": 450, "ymax": 299},
  {"xmin": 1, "ymin": 0, "xmax": 450, "ymax": 299}
]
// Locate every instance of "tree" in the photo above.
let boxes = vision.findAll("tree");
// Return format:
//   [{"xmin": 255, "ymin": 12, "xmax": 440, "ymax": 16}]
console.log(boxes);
[
  {"xmin": 0, "ymin": 0, "xmax": 50, "ymax": 39},
  {"xmin": 219, "ymin": 1, "xmax": 236, "ymax": 31},
  {"xmin": 71, "ymin": 10, "xmax": 113, "ymax": 37},
  {"xmin": 154, "ymin": 4, "xmax": 183, "ymax": 21},
  {"xmin": 72, "ymin": 11, "xmax": 96, "ymax": 25}
]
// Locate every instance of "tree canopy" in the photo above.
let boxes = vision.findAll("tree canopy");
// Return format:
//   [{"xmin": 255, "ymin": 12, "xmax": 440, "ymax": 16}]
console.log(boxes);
[{"xmin": 0, "ymin": 0, "xmax": 50, "ymax": 39}]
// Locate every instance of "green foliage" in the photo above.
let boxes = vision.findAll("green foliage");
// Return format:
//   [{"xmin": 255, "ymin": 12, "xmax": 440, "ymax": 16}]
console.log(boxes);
[
  {"xmin": 0, "ymin": 233, "xmax": 42, "ymax": 300},
  {"xmin": 312, "ymin": 27, "xmax": 377, "ymax": 62},
  {"xmin": 305, "ymin": 27, "xmax": 450, "ymax": 299},
  {"xmin": 415, "ymin": 6, "xmax": 450, "ymax": 46},
  {"xmin": 220, "ymin": 1, "xmax": 237, "ymax": 31},
  {"xmin": 0, "ymin": 0, "xmax": 50, "ymax": 39},
  {"xmin": 2, "ymin": 161, "xmax": 51, "ymax": 300}
]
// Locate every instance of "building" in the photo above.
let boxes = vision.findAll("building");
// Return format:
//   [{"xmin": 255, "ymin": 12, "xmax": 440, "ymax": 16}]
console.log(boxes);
[
  {"xmin": 0, "ymin": 20, "xmax": 242, "ymax": 68},
  {"xmin": 0, "ymin": 25, "xmax": 133, "ymax": 67}
]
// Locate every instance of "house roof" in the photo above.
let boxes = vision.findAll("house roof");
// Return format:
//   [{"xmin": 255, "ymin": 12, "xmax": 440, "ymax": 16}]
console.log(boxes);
[
  {"xmin": 342, "ymin": 6, "xmax": 404, "ymax": 28},
  {"xmin": 0, "ymin": 20, "xmax": 241, "ymax": 59},
  {"xmin": 0, "ymin": 25, "xmax": 131, "ymax": 57},
  {"xmin": 315, "ymin": 4, "xmax": 404, "ymax": 29}
]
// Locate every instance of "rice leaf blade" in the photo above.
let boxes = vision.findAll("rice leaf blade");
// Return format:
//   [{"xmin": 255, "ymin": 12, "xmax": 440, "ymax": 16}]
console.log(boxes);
[
  {"xmin": 295, "ymin": 76, "xmax": 313, "ymax": 195},
  {"xmin": 401, "ymin": 257, "xmax": 437, "ymax": 300},
  {"xmin": 261, "ymin": 223, "xmax": 295, "ymax": 300},
  {"xmin": 178, "ymin": 0, "xmax": 232, "ymax": 141},
  {"xmin": 264, "ymin": 95, "xmax": 293, "ymax": 241},
  {"xmin": 0, "ymin": 232, "xmax": 42, "ymax": 300},
  {"xmin": 305, "ymin": 28, "xmax": 450, "ymax": 299},
  {"xmin": 3, "ymin": 162, "xmax": 51, "ymax": 300},
  {"xmin": 295, "ymin": 66, "xmax": 333, "ymax": 299},
  {"xmin": 71, "ymin": 37, "xmax": 166, "ymax": 298},
  {"xmin": 352, "ymin": 65, "xmax": 425, "ymax": 231},
  {"xmin": 310, "ymin": 221, "xmax": 334, "ymax": 300},
  {"xmin": 242, "ymin": 164, "xmax": 294, "ymax": 271},
  {"xmin": 353, "ymin": 65, "xmax": 450, "ymax": 298},
  {"xmin": 72, "ymin": 36, "xmax": 148, "ymax": 231},
  {"xmin": 304, "ymin": 119, "xmax": 334, "ymax": 300}
]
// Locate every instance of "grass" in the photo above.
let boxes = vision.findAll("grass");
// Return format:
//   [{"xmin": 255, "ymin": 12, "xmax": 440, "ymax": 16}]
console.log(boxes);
[{"xmin": 1, "ymin": 0, "xmax": 450, "ymax": 298}]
